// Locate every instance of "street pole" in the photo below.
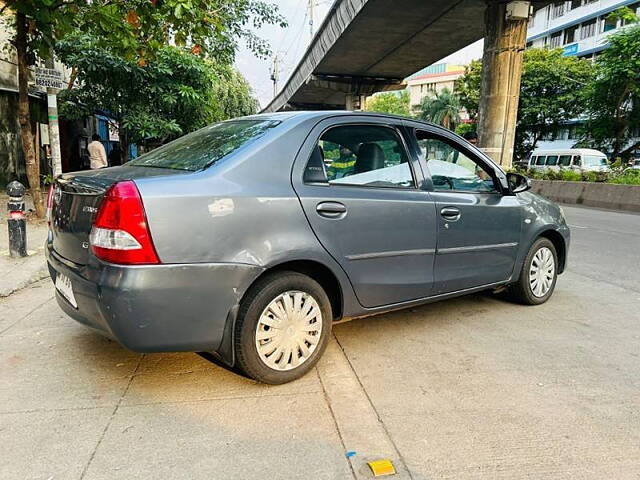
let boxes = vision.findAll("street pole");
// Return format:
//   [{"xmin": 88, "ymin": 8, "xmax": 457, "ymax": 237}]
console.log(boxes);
[
  {"xmin": 47, "ymin": 88, "xmax": 62, "ymax": 177},
  {"xmin": 270, "ymin": 54, "xmax": 280, "ymax": 99},
  {"xmin": 6, "ymin": 181, "xmax": 27, "ymax": 258},
  {"xmin": 477, "ymin": 1, "xmax": 531, "ymax": 168},
  {"xmin": 308, "ymin": 0, "xmax": 314, "ymax": 44}
]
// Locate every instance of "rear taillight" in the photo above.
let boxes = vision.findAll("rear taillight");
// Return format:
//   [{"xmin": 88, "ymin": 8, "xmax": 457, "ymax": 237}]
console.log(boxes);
[
  {"xmin": 46, "ymin": 184, "xmax": 55, "ymax": 226},
  {"xmin": 89, "ymin": 180, "xmax": 160, "ymax": 265}
]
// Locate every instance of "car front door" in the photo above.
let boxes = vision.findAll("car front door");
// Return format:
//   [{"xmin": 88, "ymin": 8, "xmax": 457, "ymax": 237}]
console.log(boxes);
[
  {"xmin": 409, "ymin": 127, "xmax": 522, "ymax": 294},
  {"xmin": 292, "ymin": 118, "xmax": 438, "ymax": 308}
]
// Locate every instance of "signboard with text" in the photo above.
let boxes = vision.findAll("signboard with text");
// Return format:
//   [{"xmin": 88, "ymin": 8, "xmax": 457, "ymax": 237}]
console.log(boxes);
[
  {"xmin": 35, "ymin": 67, "xmax": 65, "ymax": 90},
  {"xmin": 563, "ymin": 43, "xmax": 579, "ymax": 56}
]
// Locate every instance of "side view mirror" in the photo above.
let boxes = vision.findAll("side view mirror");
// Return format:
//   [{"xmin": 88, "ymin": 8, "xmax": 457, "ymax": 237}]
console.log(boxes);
[{"xmin": 506, "ymin": 172, "xmax": 531, "ymax": 193}]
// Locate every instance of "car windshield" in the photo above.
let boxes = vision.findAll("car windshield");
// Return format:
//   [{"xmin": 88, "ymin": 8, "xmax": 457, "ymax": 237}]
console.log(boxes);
[
  {"xmin": 127, "ymin": 120, "xmax": 280, "ymax": 171},
  {"xmin": 583, "ymin": 155, "xmax": 607, "ymax": 167}
]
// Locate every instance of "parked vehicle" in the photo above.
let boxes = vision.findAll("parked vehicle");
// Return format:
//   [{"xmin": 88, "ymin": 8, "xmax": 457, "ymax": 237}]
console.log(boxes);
[
  {"xmin": 528, "ymin": 148, "xmax": 609, "ymax": 173},
  {"xmin": 625, "ymin": 158, "xmax": 640, "ymax": 171},
  {"xmin": 46, "ymin": 112, "xmax": 570, "ymax": 384}
]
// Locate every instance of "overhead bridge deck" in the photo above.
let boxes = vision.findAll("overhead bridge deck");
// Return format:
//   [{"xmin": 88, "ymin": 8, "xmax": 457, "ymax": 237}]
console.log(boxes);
[{"xmin": 263, "ymin": 0, "xmax": 548, "ymax": 112}]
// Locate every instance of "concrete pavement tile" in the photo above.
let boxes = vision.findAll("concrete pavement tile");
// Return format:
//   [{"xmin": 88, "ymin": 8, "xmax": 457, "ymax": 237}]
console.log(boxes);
[
  {"xmin": 380, "ymin": 408, "xmax": 640, "ymax": 480},
  {"xmin": 121, "ymin": 352, "xmax": 321, "ymax": 406},
  {"xmin": 3, "ymin": 297, "xmax": 71, "ymax": 335},
  {"xmin": 0, "ymin": 281, "xmax": 53, "ymax": 333},
  {"xmin": 0, "ymin": 326, "xmax": 140, "ymax": 412},
  {"xmin": 0, "ymin": 407, "xmax": 113, "ymax": 480},
  {"xmin": 82, "ymin": 393, "xmax": 352, "ymax": 480},
  {"xmin": 317, "ymin": 338, "xmax": 412, "ymax": 479}
]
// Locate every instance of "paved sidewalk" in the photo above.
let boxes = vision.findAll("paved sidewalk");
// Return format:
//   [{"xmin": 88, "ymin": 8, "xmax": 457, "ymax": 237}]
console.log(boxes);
[{"xmin": 0, "ymin": 193, "xmax": 50, "ymax": 297}]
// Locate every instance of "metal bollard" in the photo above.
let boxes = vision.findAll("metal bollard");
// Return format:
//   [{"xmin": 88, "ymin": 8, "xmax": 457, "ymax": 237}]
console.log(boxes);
[{"xmin": 7, "ymin": 181, "xmax": 27, "ymax": 258}]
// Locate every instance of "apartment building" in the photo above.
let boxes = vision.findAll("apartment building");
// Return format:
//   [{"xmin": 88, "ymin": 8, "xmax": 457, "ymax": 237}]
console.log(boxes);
[
  {"xmin": 527, "ymin": 0, "xmax": 640, "ymax": 156},
  {"xmin": 527, "ymin": 0, "xmax": 640, "ymax": 58},
  {"xmin": 405, "ymin": 63, "xmax": 467, "ymax": 114}
]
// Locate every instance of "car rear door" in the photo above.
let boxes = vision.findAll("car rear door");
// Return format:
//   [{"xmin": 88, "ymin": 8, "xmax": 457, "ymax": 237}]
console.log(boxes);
[
  {"xmin": 291, "ymin": 116, "xmax": 437, "ymax": 308},
  {"xmin": 407, "ymin": 125, "xmax": 522, "ymax": 294}
]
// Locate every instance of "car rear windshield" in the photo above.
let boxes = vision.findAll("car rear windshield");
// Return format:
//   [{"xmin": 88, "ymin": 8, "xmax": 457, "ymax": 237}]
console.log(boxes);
[{"xmin": 127, "ymin": 120, "xmax": 280, "ymax": 171}]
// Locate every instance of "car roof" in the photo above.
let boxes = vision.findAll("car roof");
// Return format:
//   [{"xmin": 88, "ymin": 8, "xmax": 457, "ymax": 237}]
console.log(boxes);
[
  {"xmin": 244, "ymin": 110, "xmax": 434, "ymax": 124},
  {"xmin": 531, "ymin": 148, "xmax": 607, "ymax": 156}
]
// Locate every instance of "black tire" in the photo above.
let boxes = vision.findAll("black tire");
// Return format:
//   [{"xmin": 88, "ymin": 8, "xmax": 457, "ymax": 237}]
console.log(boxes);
[
  {"xmin": 508, "ymin": 237, "xmax": 558, "ymax": 305},
  {"xmin": 234, "ymin": 271, "xmax": 332, "ymax": 384}
]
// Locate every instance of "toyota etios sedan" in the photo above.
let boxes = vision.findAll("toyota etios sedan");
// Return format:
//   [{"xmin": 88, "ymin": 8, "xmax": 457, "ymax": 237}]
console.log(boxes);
[{"xmin": 47, "ymin": 112, "xmax": 570, "ymax": 384}]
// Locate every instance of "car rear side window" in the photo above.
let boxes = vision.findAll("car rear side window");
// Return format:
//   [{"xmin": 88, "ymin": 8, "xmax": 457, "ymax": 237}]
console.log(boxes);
[
  {"xmin": 546, "ymin": 155, "xmax": 559, "ymax": 166},
  {"xmin": 536, "ymin": 156, "xmax": 546, "ymax": 166},
  {"xmin": 127, "ymin": 120, "xmax": 280, "ymax": 171},
  {"xmin": 558, "ymin": 155, "xmax": 572, "ymax": 167},
  {"xmin": 304, "ymin": 125, "xmax": 415, "ymax": 188}
]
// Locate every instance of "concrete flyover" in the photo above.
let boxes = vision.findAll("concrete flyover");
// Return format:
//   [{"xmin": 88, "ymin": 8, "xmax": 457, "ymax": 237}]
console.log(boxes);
[{"xmin": 263, "ymin": 0, "xmax": 549, "ymax": 113}]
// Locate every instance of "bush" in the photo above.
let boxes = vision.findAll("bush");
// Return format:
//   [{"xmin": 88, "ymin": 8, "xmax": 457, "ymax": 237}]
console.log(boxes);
[
  {"xmin": 455, "ymin": 123, "xmax": 476, "ymax": 137},
  {"xmin": 559, "ymin": 170, "xmax": 582, "ymax": 182},
  {"xmin": 609, "ymin": 169, "xmax": 640, "ymax": 185},
  {"xmin": 522, "ymin": 167, "xmax": 640, "ymax": 185}
]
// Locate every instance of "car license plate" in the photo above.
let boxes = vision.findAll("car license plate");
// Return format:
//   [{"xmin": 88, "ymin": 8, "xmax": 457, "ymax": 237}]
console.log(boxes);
[{"xmin": 55, "ymin": 272, "xmax": 78, "ymax": 308}]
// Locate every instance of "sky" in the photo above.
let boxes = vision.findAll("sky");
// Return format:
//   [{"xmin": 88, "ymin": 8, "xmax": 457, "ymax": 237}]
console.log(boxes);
[{"xmin": 234, "ymin": 1, "xmax": 485, "ymax": 108}]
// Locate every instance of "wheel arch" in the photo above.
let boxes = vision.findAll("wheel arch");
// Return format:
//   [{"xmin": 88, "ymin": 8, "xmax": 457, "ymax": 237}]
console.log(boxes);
[
  {"xmin": 245, "ymin": 259, "xmax": 344, "ymax": 321},
  {"xmin": 209, "ymin": 259, "xmax": 344, "ymax": 368},
  {"xmin": 537, "ymin": 229, "xmax": 567, "ymax": 274}
]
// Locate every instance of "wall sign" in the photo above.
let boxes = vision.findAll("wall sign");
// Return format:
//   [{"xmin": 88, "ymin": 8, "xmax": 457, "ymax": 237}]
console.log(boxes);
[{"xmin": 35, "ymin": 67, "xmax": 65, "ymax": 90}]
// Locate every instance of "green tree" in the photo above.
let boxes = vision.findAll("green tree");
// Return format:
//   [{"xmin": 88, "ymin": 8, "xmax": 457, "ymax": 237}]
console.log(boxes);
[
  {"xmin": 455, "ymin": 60, "xmax": 482, "ymax": 121},
  {"xmin": 586, "ymin": 21, "xmax": 640, "ymax": 160},
  {"xmin": 57, "ymin": 35, "xmax": 258, "ymax": 160},
  {"xmin": 455, "ymin": 48, "xmax": 595, "ymax": 159},
  {"xmin": 516, "ymin": 49, "xmax": 595, "ymax": 158},
  {"xmin": 2, "ymin": 0, "xmax": 284, "ymax": 217},
  {"xmin": 365, "ymin": 91, "xmax": 410, "ymax": 117},
  {"xmin": 416, "ymin": 87, "xmax": 462, "ymax": 130}
]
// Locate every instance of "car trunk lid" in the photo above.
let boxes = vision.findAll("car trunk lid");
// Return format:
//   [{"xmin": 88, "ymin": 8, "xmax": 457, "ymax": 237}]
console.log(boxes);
[{"xmin": 50, "ymin": 166, "xmax": 189, "ymax": 265}]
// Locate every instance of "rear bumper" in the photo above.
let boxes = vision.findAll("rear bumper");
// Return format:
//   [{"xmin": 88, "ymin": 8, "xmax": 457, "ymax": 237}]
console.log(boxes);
[{"xmin": 46, "ymin": 245, "xmax": 263, "ymax": 353}]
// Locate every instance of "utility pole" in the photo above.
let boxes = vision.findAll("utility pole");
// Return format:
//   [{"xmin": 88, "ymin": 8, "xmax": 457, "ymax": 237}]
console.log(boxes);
[
  {"xmin": 477, "ymin": 1, "xmax": 531, "ymax": 168},
  {"xmin": 47, "ymin": 88, "xmax": 62, "ymax": 177},
  {"xmin": 308, "ymin": 0, "xmax": 314, "ymax": 43},
  {"xmin": 270, "ymin": 53, "xmax": 280, "ymax": 99}
]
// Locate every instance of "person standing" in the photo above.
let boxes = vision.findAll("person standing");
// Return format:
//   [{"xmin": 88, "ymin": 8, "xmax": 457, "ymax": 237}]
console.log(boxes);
[
  {"xmin": 108, "ymin": 142, "xmax": 122, "ymax": 167},
  {"xmin": 88, "ymin": 133, "xmax": 108, "ymax": 169},
  {"xmin": 462, "ymin": 131, "xmax": 478, "ymax": 146}
]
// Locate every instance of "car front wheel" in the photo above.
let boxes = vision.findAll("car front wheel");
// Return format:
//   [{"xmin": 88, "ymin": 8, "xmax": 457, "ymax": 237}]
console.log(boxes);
[
  {"xmin": 509, "ymin": 237, "xmax": 558, "ymax": 305},
  {"xmin": 234, "ymin": 272, "xmax": 332, "ymax": 384}
]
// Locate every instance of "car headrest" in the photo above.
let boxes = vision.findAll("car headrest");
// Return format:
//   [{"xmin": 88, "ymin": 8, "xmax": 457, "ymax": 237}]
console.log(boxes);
[{"xmin": 355, "ymin": 143, "xmax": 385, "ymax": 174}]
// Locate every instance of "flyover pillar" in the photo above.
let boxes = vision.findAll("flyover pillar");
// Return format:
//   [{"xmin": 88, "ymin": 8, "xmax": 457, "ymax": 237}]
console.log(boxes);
[
  {"xmin": 477, "ymin": 1, "xmax": 530, "ymax": 168},
  {"xmin": 345, "ymin": 94, "xmax": 367, "ymax": 111}
]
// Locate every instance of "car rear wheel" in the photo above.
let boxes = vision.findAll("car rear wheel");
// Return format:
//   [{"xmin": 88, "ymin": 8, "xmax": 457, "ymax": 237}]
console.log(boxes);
[
  {"xmin": 509, "ymin": 237, "xmax": 558, "ymax": 305},
  {"xmin": 234, "ymin": 272, "xmax": 332, "ymax": 384}
]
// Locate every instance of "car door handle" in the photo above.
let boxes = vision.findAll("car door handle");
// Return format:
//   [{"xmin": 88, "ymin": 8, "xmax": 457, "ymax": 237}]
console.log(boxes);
[
  {"xmin": 440, "ymin": 207, "xmax": 461, "ymax": 221},
  {"xmin": 316, "ymin": 201, "xmax": 347, "ymax": 218}
]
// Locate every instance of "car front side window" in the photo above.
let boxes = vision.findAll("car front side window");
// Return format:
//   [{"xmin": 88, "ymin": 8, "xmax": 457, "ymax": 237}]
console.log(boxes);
[
  {"xmin": 305, "ymin": 125, "xmax": 415, "ymax": 189},
  {"xmin": 415, "ymin": 131, "xmax": 498, "ymax": 193}
]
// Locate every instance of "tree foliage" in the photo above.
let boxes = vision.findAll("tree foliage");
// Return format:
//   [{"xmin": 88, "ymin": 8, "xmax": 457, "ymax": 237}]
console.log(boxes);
[
  {"xmin": 4, "ymin": 0, "xmax": 286, "ymax": 63},
  {"xmin": 454, "ymin": 60, "xmax": 482, "ymax": 121},
  {"xmin": 585, "ymin": 23, "xmax": 640, "ymax": 160},
  {"xmin": 365, "ymin": 91, "xmax": 410, "ymax": 117},
  {"xmin": 57, "ymin": 34, "xmax": 257, "ymax": 158},
  {"xmin": 455, "ymin": 48, "xmax": 596, "ymax": 159},
  {"xmin": 416, "ymin": 87, "xmax": 462, "ymax": 130}
]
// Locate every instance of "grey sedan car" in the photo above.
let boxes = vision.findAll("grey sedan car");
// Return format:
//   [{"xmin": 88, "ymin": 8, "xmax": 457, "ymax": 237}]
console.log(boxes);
[{"xmin": 46, "ymin": 111, "xmax": 570, "ymax": 384}]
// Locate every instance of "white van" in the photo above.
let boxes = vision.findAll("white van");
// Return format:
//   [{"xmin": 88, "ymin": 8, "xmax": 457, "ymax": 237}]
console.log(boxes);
[{"xmin": 528, "ymin": 148, "xmax": 609, "ymax": 173}]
